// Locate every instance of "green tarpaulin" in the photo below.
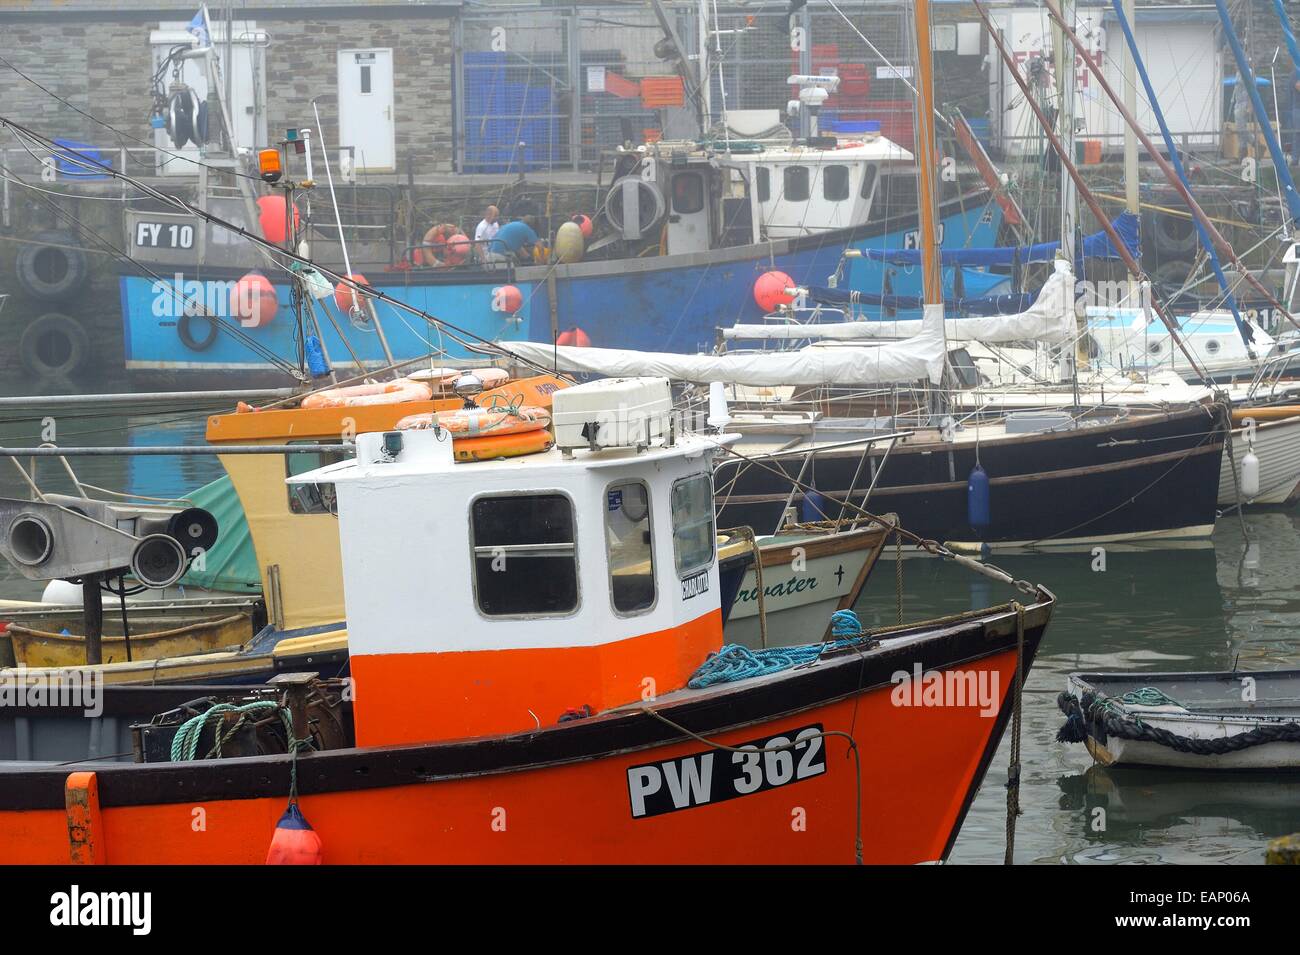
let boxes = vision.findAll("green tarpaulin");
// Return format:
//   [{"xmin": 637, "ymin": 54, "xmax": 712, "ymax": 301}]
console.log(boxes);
[{"xmin": 179, "ymin": 475, "xmax": 261, "ymax": 593}]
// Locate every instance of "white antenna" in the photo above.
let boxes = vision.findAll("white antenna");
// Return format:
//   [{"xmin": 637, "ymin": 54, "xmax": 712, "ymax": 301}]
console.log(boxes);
[{"xmin": 312, "ymin": 101, "xmax": 396, "ymax": 369}]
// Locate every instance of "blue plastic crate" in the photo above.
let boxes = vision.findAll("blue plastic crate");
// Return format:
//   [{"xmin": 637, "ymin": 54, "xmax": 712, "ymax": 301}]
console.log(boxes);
[{"xmin": 52, "ymin": 138, "xmax": 112, "ymax": 180}]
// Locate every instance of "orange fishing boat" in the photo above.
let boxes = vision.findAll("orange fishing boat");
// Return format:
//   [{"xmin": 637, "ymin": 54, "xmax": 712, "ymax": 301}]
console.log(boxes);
[{"xmin": 0, "ymin": 377, "xmax": 1053, "ymax": 864}]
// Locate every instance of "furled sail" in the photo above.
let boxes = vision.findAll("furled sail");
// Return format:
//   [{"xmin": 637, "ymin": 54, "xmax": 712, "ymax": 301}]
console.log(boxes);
[
  {"xmin": 500, "ymin": 305, "xmax": 948, "ymax": 385},
  {"xmin": 725, "ymin": 260, "xmax": 1075, "ymax": 344}
]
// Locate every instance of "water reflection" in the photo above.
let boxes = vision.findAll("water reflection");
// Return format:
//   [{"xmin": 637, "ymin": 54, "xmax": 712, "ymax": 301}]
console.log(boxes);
[{"xmin": 0, "ymin": 409, "xmax": 1297, "ymax": 863}]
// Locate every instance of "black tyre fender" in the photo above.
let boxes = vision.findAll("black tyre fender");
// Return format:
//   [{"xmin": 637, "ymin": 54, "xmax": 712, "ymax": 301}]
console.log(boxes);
[
  {"xmin": 18, "ymin": 312, "xmax": 89, "ymax": 380},
  {"xmin": 1149, "ymin": 209, "xmax": 1198, "ymax": 257},
  {"xmin": 177, "ymin": 309, "xmax": 219, "ymax": 351},
  {"xmin": 14, "ymin": 231, "xmax": 90, "ymax": 302}
]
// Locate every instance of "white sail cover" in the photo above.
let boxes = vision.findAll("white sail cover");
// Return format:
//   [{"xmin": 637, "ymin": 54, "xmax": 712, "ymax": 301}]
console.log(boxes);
[
  {"xmin": 501, "ymin": 303, "xmax": 948, "ymax": 385},
  {"xmin": 723, "ymin": 259, "xmax": 1076, "ymax": 345}
]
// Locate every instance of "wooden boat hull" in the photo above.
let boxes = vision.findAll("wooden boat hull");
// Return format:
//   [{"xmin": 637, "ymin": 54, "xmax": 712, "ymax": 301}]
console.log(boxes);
[
  {"xmin": 2, "ymin": 611, "xmax": 253, "ymax": 668},
  {"xmin": 0, "ymin": 593, "xmax": 1051, "ymax": 864},
  {"xmin": 724, "ymin": 525, "xmax": 888, "ymax": 648},
  {"xmin": 1060, "ymin": 670, "xmax": 1300, "ymax": 771},
  {"xmin": 717, "ymin": 407, "xmax": 1224, "ymax": 549}
]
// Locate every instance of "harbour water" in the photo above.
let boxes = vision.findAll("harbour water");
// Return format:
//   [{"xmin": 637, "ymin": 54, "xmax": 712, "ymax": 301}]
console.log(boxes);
[{"xmin": 2, "ymin": 408, "xmax": 1299, "ymax": 864}]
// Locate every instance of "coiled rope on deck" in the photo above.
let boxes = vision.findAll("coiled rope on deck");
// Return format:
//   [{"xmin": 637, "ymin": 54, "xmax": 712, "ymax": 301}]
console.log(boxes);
[
  {"xmin": 170, "ymin": 700, "xmax": 292, "ymax": 762},
  {"xmin": 1056, "ymin": 688, "xmax": 1300, "ymax": 754},
  {"xmin": 688, "ymin": 611, "xmax": 871, "ymax": 688}
]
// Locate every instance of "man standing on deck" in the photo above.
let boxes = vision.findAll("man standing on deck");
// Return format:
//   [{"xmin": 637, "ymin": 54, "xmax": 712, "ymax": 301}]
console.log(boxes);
[{"xmin": 474, "ymin": 205, "xmax": 500, "ymax": 261}]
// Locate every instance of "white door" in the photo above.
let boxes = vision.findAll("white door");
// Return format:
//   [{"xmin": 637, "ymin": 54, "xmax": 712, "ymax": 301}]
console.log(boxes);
[{"xmin": 338, "ymin": 49, "xmax": 395, "ymax": 172}]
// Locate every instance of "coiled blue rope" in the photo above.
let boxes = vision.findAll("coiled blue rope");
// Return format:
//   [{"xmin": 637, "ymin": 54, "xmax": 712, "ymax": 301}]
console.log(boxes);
[{"xmin": 689, "ymin": 611, "xmax": 870, "ymax": 688}]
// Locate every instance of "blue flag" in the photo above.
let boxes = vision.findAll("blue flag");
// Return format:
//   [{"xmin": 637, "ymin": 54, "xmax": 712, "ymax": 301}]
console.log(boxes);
[{"xmin": 187, "ymin": 9, "xmax": 210, "ymax": 48}]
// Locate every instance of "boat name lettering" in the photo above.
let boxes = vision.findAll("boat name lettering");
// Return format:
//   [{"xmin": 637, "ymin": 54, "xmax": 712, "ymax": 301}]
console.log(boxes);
[
  {"xmin": 627, "ymin": 724, "xmax": 826, "ymax": 818},
  {"xmin": 680, "ymin": 570, "xmax": 710, "ymax": 600},
  {"xmin": 736, "ymin": 575, "xmax": 818, "ymax": 603}
]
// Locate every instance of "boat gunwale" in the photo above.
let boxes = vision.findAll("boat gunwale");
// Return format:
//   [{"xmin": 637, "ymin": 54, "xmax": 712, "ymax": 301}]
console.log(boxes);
[{"xmin": 0, "ymin": 590, "xmax": 1053, "ymax": 812}]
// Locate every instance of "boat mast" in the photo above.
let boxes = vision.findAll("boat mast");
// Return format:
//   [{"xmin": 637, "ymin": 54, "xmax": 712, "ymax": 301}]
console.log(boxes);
[
  {"xmin": 1052, "ymin": 0, "xmax": 1084, "ymax": 384},
  {"xmin": 1215, "ymin": 0, "xmax": 1300, "ymax": 231},
  {"xmin": 1106, "ymin": 0, "xmax": 1253, "ymax": 353},
  {"xmin": 1044, "ymin": 0, "xmax": 1299, "ymax": 333},
  {"xmin": 912, "ymin": 0, "xmax": 945, "ymax": 420},
  {"xmin": 1120, "ymin": 0, "xmax": 1139, "ymax": 300},
  {"xmin": 973, "ymin": 0, "xmax": 1210, "ymax": 382}
]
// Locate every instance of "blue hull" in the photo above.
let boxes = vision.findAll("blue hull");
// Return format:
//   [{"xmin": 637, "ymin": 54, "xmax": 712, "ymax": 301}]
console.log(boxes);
[{"xmin": 120, "ymin": 200, "xmax": 1004, "ymax": 385}]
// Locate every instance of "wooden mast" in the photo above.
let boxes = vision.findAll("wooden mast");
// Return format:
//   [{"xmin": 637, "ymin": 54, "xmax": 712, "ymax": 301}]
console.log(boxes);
[{"xmin": 912, "ymin": 0, "xmax": 942, "ymax": 308}]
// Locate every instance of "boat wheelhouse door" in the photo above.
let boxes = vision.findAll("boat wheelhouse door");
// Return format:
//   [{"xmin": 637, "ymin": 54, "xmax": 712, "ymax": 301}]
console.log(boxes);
[{"xmin": 665, "ymin": 162, "xmax": 715, "ymax": 254}]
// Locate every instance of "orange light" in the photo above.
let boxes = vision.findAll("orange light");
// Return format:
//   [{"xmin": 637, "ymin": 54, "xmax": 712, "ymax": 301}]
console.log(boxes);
[{"xmin": 258, "ymin": 148, "xmax": 283, "ymax": 183}]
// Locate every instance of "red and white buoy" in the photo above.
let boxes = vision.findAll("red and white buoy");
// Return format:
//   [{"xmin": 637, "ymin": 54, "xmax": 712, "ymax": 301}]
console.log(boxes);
[
  {"xmin": 556, "ymin": 326, "xmax": 591, "ymax": 347},
  {"xmin": 229, "ymin": 273, "xmax": 278, "ymax": 327},
  {"xmin": 492, "ymin": 285, "xmax": 523, "ymax": 314},
  {"xmin": 753, "ymin": 270, "xmax": 796, "ymax": 312},
  {"xmin": 334, "ymin": 273, "xmax": 368, "ymax": 312}
]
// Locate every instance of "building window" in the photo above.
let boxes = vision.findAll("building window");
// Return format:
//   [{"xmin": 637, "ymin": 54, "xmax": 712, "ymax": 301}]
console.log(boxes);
[
  {"xmin": 824, "ymin": 165, "xmax": 850, "ymax": 201},
  {"xmin": 471, "ymin": 493, "xmax": 578, "ymax": 617},
  {"xmin": 783, "ymin": 166, "xmax": 810, "ymax": 202},
  {"xmin": 606, "ymin": 481, "xmax": 655, "ymax": 615},
  {"xmin": 286, "ymin": 442, "xmax": 353, "ymax": 514},
  {"xmin": 360, "ymin": 65, "xmax": 372, "ymax": 95},
  {"xmin": 861, "ymin": 163, "xmax": 878, "ymax": 200},
  {"xmin": 756, "ymin": 166, "xmax": 770, "ymax": 202},
  {"xmin": 670, "ymin": 474, "xmax": 715, "ymax": 577},
  {"xmin": 671, "ymin": 172, "xmax": 705, "ymax": 214}
]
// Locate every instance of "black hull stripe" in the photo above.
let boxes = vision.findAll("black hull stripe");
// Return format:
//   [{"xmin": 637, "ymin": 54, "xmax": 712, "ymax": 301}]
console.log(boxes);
[{"xmin": 0, "ymin": 594, "xmax": 1052, "ymax": 812}]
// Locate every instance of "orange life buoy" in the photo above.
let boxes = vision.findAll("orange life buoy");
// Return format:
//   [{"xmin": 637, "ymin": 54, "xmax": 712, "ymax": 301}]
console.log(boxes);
[
  {"xmin": 300, "ymin": 378, "xmax": 433, "ymax": 410},
  {"xmin": 414, "ymin": 224, "xmax": 459, "ymax": 267},
  {"xmin": 395, "ymin": 404, "xmax": 550, "ymax": 437},
  {"xmin": 396, "ymin": 403, "xmax": 553, "ymax": 461}
]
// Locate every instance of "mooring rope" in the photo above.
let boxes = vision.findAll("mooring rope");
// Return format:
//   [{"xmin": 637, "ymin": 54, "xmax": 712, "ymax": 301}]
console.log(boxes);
[
  {"xmin": 1056, "ymin": 688, "xmax": 1300, "ymax": 754},
  {"xmin": 1003, "ymin": 601, "xmax": 1025, "ymax": 866}
]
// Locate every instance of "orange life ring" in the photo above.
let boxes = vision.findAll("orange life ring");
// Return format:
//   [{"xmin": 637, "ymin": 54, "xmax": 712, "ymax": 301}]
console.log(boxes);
[
  {"xmin": 395, "ymin": 404, "xmax": 550, "ymax": 437},
  {"xmin": 300, "ymin": 378, "xmax": 433, "ymax": 410},
  {"xmin": 414, "ymin": 224, "xmax": 460, "ymax": 267}
]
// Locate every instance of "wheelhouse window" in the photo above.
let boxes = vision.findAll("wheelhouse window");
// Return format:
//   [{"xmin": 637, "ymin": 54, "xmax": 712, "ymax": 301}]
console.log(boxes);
[
  {"xmin": 286, "ymin": 441, "xmax": 353, "ymax": 515},
  {"xmin": 783, "ymin": 166, "xmax": 810, "ymax": 202},
  {"xmin": 756, "ymin": 166, "xmax": 770, "ymax": 202},
  {"xmin": 471, "ymin": 493, "xmax": 577, "ymax": 617},
  {"xmin": 671, "ymin": 172, "xmax": 705, "ymax": 214},
  {"xmin": 670, "ymin": 474, "xmax": 715, "ymax": 577},
  {"xmin": 824, "ymin": 165, "xmax": 850, "ymax": 201},
  {"xmin": 860, "ymin": 163, "xmax": 878, "ymax": 200},
  {"xmin": 605, "ymin": 481, "xmax": 655, "ymax": 615}
]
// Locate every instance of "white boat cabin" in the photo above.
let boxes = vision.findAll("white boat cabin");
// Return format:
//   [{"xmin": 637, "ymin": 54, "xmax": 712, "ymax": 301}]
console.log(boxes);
[
  {"xmin": 601, "ymin": 123, "xmax": 913, "ymax": 255},
  {"xmin": 291, "ymin": 378, "xmax": 732, "ymax": 748}
]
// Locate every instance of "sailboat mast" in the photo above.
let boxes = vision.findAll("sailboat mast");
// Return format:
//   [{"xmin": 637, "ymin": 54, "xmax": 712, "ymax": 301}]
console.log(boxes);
[
  {"xmin": 973, "ymin": 0, "xmax": 1210, "ymax": 382},
  {"xmin": 1121, "ymin": 0, "xmax": 1139, "ymax": 225},
  {"xmin": 1053, "ymin": 0, "xmax": 1078, "ymax": 265},
  {"xmin": 912, "ymin": 0, "xmax": 942, "ymax": 307},
  {"xmin": 1043, "ymin": 0, "xmax": 1298, "ymax": 331}
]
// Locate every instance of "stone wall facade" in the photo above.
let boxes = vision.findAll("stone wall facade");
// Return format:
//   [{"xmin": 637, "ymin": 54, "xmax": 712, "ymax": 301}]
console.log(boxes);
[{"xmin": 0, "ymin": 3, "xmax": 458, "ymax": 175}]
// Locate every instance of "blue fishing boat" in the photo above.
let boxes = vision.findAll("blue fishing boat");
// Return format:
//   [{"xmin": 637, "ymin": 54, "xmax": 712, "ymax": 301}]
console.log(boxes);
[{"xmin": 118, "ymin": 128, "xmax": 1007, "ymax": 388}]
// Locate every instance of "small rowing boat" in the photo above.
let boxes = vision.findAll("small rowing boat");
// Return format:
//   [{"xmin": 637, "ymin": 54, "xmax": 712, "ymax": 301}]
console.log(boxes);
[{"xmin": 1057, "ymin": 670, "xmax": 1300, "ymax": 770}]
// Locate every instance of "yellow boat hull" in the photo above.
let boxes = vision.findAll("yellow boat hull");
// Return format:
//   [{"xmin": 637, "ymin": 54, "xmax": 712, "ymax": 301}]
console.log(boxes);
[{"xmin": 3, "ymin": 612, "xmax": 252, "ymax": 667}]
